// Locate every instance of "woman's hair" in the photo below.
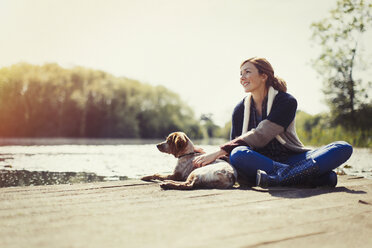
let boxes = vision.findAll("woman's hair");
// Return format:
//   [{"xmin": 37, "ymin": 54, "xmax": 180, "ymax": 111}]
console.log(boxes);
[{"xmin": 240, "ymin": 57, "xmax": 287, "ymax": 92}]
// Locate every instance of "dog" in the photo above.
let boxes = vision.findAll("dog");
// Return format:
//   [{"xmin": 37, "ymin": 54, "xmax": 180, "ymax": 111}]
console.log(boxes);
[{"xmin": 141, "ymin": 132, "xmax": 237, "ymax": 190}]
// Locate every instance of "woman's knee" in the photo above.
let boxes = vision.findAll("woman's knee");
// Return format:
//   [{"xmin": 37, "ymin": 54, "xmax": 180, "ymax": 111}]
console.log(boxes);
[
  {"xmin": 229, "ymin": 146, "xmax": 253, "ymax": 167},
  {"xmin": 331, "ymin": 141, "xmax": 353, "ymax": 160},
  {"xmin": 314, "ymin": 141, "xmax": 353, "ymax": 173}
]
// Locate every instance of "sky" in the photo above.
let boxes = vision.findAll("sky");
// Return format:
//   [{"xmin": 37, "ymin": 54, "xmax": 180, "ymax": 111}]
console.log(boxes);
[{"xmin": 0, "ymin": 0, "xmax": 370, "ymax": 126}]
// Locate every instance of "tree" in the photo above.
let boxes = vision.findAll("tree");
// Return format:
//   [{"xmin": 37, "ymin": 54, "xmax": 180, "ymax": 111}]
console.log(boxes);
[
  {"xmin": 200, "ymin": 113, "xmax": 220, "ymax": 138},
  {"xmin": 311, "ymin": 0, "xmax": 372, "ymax": 127},
  {"xmin": 0, "ymin": 63, "xmax": 204, "ymax": 138}
]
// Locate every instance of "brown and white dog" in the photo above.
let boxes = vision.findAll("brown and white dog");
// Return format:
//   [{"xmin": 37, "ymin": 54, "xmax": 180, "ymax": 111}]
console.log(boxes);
[{"xmin": 141, "ymin": 132, "xmax": 237, "ymax": 190}]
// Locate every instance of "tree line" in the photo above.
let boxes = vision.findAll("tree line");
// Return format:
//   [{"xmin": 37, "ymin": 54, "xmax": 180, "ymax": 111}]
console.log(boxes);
[
  {"xmin": 0, "ymin": 63, "xmax": 203, "ymax": 139},
  {"xmin": 0, "ymin": 62, "xmax": 370, "ymax": 147},
  {"xmin": 305, "ymin": 0, "xmax": 372, "ymax": 147},
  {"xmin": 310, "ymin": 0, "xmax": 372, "ymax": 130}
]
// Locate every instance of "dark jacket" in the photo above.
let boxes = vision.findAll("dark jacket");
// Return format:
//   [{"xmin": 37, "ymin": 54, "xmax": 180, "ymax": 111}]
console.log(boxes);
[{"xmin": 221, "ymin": 87, "xmax": 310, "ymax": 154}]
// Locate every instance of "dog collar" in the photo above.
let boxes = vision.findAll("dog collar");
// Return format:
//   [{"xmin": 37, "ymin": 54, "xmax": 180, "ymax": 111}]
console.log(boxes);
[{"xmin": 177, "ymin": 152, "xmax": 200, "ymax": 158}]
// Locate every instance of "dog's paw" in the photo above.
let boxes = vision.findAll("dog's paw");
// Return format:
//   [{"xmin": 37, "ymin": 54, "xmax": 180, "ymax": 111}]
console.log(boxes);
[
  {"xmin": 141, "ymin": 175, "xmax": 153, "ymax": 181},
  {"xmin": 159, "ymin": 182, "xmax": 171, "ymax": 190}
]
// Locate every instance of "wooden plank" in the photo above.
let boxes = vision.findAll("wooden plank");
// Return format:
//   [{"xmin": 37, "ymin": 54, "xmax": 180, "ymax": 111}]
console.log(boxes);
[{"xmin": 0, "ymin": 176, "xmax": 371, "ymax": 248}]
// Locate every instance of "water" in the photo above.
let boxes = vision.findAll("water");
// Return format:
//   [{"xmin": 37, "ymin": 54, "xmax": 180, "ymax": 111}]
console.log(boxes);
[
  {"xmin": 0, "ymin": 138, "xmax": 371, "ymax": 187},
  {"xmin": 0, "ymin": 138, "xmax": 220, "ymax": 187}
]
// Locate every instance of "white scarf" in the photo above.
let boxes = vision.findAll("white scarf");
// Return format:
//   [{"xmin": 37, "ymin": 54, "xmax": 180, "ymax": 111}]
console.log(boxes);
[{"xmin": 241, "ymin": 86, "xmax": 278, "ymax": 134}]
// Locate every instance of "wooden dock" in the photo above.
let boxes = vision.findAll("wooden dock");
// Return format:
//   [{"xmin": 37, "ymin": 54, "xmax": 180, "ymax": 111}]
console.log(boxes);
[{"xmin": 1, "ymin": 176, "xmax": 372, "ymax": 248}]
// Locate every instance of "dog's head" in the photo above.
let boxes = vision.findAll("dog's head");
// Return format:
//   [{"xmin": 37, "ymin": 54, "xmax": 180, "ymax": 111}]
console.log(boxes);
[{"xmin": 157, "ymin": 132, "xmax": 192, "ymax": 158}]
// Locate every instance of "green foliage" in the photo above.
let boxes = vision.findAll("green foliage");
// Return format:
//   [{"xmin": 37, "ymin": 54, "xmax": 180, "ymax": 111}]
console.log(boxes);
[
  {"xmin": 296, "ymin": 110, "xmax": 371, "ymax": 148},
  {"xmin": 202, "ymin": 109, "xmax": 371, "ymax": 148},
  {"xmin": 311, "ymin": 0, "xmax": 372, "ymax": 128},
  {"xmin": 215, "ymin": 121, "xmax": 231, "ymax": 140},
  {"xmin": 200, "ymin": 114, "xmax": 220, "ymax": 138},
  {"xmin": 0, "ymin": 63, "xmax": 203, "ymax": 139}
]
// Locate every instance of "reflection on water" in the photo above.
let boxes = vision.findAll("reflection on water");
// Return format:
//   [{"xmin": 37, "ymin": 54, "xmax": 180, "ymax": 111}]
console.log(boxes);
[
  {"xmin": 0, "ymin": 142, "xmax": 182, "ymax": 188},
  {"xmin": 0, "ymin": 138, "xmax": 370, "ymax": 188},
  {"xmin": 0, "ymin": 138, "xmax": 163, "ymax": 146},
  {"xmin": 0, "ymin": 137, "xmax": 226, "ymax": 146},
  {"xmin": 0, "ymin": 169, "xmax": 128, "ymax": 187}
]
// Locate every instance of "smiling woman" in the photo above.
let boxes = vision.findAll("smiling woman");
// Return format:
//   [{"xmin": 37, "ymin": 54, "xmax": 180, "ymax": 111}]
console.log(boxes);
[
  {"xmin": 239, "ymin": 58, "xmax": 287, "ymax": 118},
  {"xmin": 193, "ymin": 57, "xmax": 353, "ymax": 188},
  {"xmin": 240, "ymin": 61, "xmax": 267, "ymax": 95}
]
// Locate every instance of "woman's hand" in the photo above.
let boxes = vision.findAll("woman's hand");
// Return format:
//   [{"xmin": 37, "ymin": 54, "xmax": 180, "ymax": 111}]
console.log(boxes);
[{"xmin": 193, "ymin": 149, "xmax": 227, "ymax": 168}]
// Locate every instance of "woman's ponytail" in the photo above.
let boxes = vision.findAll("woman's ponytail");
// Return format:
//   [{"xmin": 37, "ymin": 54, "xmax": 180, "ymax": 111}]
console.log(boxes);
[{"xmin": 272, "ymin": 76, "xmax": 287, "ymax": 92}]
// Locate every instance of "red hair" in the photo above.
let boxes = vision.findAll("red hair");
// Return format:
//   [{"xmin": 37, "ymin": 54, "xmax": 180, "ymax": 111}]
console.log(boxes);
[{"xmin": 241, "ymin": 57, "xmax": 287, "ymax": 92}]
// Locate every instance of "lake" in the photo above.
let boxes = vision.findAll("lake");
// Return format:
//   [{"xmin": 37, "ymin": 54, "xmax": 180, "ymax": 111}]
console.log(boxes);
[{"xmin": 0, "ymin": 138, "xmax": 371, "ymax": 187}]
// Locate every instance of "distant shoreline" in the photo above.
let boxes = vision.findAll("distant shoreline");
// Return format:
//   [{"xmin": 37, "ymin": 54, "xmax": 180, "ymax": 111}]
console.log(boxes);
[{"xmin": 0, "ymin": 137, "xmax": 229, "ymax": 146}]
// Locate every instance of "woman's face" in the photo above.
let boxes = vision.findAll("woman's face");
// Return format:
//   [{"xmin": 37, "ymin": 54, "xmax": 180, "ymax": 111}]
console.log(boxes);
[{"xmin": 240, "ymin": 62, "xmax": 267, "ymax": 94}]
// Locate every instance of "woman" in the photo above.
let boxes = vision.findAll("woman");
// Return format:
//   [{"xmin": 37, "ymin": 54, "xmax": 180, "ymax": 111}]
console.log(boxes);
[{"xmin": 193, "ymin": 57, "xmax": 353, "ymax": 187}]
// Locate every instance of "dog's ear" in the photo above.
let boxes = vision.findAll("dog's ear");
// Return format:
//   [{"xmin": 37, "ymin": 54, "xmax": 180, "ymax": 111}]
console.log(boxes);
[
  {"xmin": 166, "ymin": 132, "xmax": 189, "ymax": 157},
  {"xmin": 174, "ymin": 134, "xmax": 188, "ymax": 155},
  {"xmin": 175, "ymin": 134, "xmax": 187, "ymax": 150}
]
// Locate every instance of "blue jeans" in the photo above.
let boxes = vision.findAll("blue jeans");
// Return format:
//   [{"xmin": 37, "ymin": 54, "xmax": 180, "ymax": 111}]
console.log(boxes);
[{"xmin": 229, "ymin": 141, "xmax": 353, "ymax": 184}]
